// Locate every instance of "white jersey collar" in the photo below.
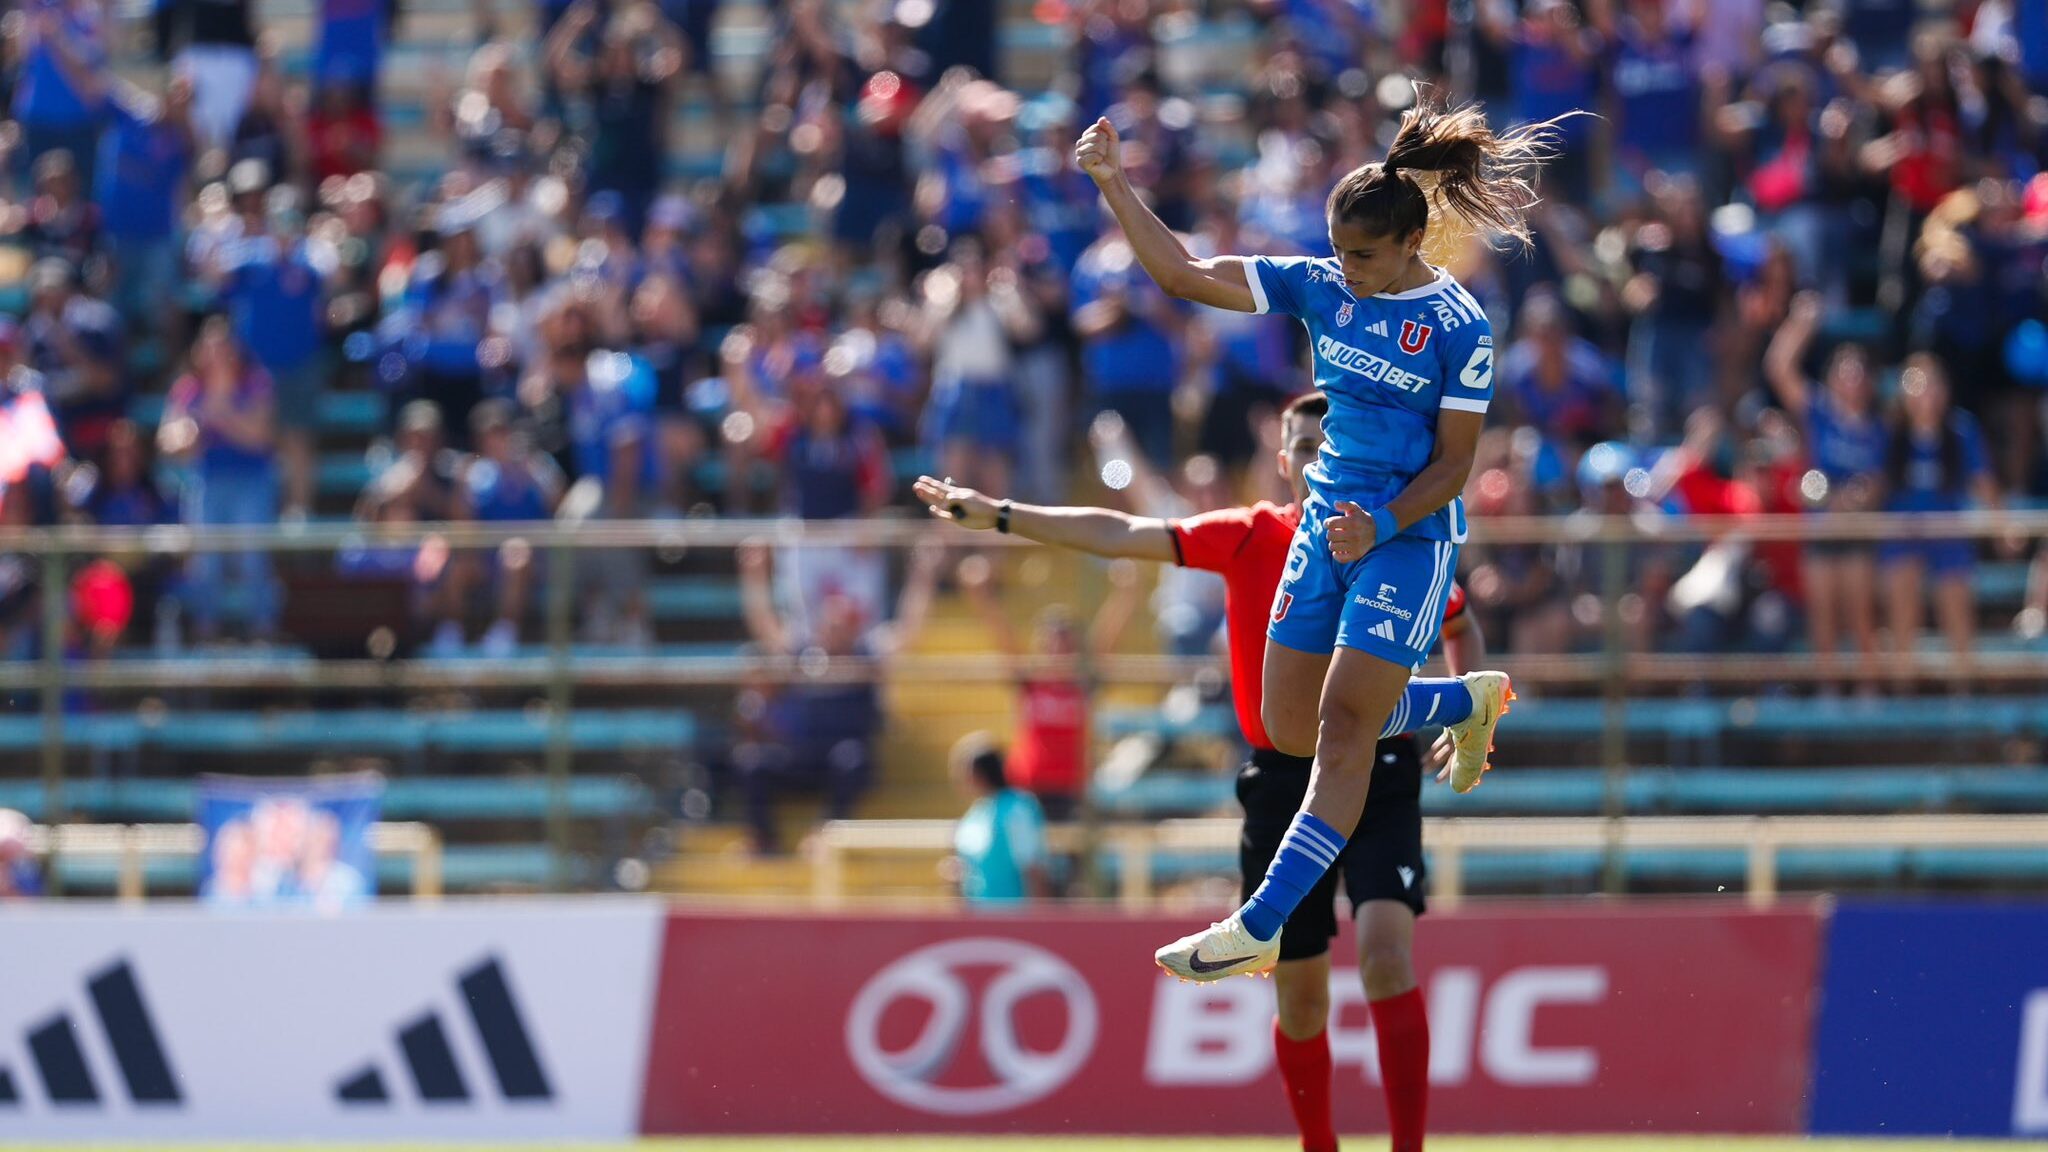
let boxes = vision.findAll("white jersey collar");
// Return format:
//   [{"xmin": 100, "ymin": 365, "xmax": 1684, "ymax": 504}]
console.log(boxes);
[{"xmin": 1373, "ymin": 264, "xmax": 1452, "ymax": 301}]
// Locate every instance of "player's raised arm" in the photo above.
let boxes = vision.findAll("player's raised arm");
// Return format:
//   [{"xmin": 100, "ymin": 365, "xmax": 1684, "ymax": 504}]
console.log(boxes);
[
  {"xmin": 913, "ymin": 475, "xmax": 1178, "ymax": 563},
  {"xmin": 1074, "ymin": 118, "xmax": 1261, "ymax": 314}
]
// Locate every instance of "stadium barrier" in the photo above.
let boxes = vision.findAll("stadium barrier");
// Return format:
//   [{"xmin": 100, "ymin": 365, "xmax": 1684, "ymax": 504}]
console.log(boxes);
[
  {"xmin": 1813, "ymin": 900, "xmax": 2048, "ymax": 1139},
  {"xmin": 5, "ymin": 898, "xmax": 2040, "ymax": 1139},
  {"xmin": 0, "ymin": 899, "xmax": 664, "ymax": 1141},
  {"xmin": 642, "ymin": 902, "xmax": 1822, "ymax": 1135},
  {"xmin": 812, "ymin": 814, "xmax": 2048, "ymax": 908},
  {"xmin": 21, "ymin": 821, "xmax": 444, "ymax": 900}
]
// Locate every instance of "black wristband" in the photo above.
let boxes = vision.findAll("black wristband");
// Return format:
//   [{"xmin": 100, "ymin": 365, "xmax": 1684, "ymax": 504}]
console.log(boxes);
[{"xmin": 996, "ymin": 500, "xmax": 1013, "ymax": 534}]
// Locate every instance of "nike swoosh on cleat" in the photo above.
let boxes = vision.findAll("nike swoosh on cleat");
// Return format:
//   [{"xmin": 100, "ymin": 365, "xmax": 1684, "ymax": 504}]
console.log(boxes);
[{"xmin": 1187, "ymin": 950, "xmax": 1260, "ymax": 974}]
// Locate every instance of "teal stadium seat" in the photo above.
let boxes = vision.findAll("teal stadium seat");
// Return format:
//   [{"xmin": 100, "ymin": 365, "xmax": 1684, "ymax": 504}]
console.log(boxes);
[
  {"xmin": 0, "ymin": 775, "xmax": 650, "ymax": 822},
  {"xmin": 0, "ymin": 709, "xmax": 690, "ymax": 756},
  {"xmin": 48, "ymin": 842, "xmax": 571, "ymax": 893}
]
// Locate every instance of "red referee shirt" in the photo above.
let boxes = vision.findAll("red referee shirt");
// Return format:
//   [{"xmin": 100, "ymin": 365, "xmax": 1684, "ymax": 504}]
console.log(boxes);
[{"xmin": 1170, "ymin": 502, "xmax": 1467, "ymax": 752}]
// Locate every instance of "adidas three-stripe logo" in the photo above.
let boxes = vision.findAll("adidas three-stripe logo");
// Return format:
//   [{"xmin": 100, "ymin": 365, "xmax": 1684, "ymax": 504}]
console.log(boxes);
[
  {"xmin": 0, "ymin": 959, "xmax": 181, "ymax": 1108},
  {"xmin": 1368, "ymin": 620, "xmax": 1399, "ymax": 642},
  {"xmin": 335, "ymin": 956, "xmax": 553, "ymax": 1106},
  {"xmin": 1366, "ymin": 319, "xmax": 1390, "ymax": 337}
]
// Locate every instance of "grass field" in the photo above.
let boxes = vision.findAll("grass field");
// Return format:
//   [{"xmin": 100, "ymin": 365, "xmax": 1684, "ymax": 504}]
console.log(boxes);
[{"xmin": 16, "ymin": 1131, "xmax": 2048, "ymax": 1139}]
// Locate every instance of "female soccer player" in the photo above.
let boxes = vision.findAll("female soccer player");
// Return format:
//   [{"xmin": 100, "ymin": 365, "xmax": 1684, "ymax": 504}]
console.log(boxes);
[{"xmin": 1074, "ymin": 95, "xmax": 1556, "ymax": 981}]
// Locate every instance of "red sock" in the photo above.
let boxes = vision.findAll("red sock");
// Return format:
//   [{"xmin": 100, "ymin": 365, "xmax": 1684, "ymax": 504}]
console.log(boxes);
[
  {"xmin": 1369, "ymin": 988, "xmax": 1430, "ymax": 1152},
  {"xmin": 1273, "ymin": 1021, "xmax": 1338, "ymax": 1152}
]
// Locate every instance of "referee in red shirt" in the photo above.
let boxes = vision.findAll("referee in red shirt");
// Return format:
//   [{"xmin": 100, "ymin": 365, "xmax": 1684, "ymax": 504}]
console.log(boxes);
[{"xmin": 916, "ymin": 392, "xmax": 1479, "ymax": 1152}]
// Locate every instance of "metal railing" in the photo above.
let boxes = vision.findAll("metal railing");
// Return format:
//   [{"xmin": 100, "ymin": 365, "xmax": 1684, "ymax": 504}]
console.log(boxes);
[
  {"xmin": 812, "ymin": 814, "xmax": 2048, "ymax": 909},
  {"xmin": 5, "ymin": 510, "xmax": 2047, "ymax": 895},
  {"xmin": 21, "ymin": 821, "xmax": 444, "ymax": 901}
]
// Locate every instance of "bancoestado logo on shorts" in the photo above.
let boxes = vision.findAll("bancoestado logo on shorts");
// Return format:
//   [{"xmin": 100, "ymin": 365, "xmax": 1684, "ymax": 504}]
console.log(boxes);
[
  {"xmin": 1354, "ymin": 581, "xmax": 1414, "ymax": 621},
  {"xmin": 844, "ymin": 938, "xmax": 1098, "ymax": 1116},
  {"xmin": 1316, "ymin": 334, "xmax": 1431, "ymax": 393}
]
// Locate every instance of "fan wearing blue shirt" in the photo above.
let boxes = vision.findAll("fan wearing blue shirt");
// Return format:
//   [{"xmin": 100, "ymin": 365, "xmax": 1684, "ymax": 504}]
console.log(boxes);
[
  {"xmin": 1880, "ymin": 354, "xmax": 2006, "ymax": 692},
  {"xmin": 96, "ymin": 77, "xmax": 193, "ymax": 342},
  {"xmin": 11, "ymin": 0, "xmax": 109, "ymax": 187},
  {"xmin": 212, "ymin": 202, "xmax": 330, "ymax": 518},
  {"xmin": 1609, "ymin": 0, "xmax": 1703, "ymax": 188},
  {"xmin": 1071, "ymin": 233, "xmax": 1181, "ymax": 465},
  {"xmin": 1076, "ymin": 94, "xmax": 1560, "ymax": 981}
]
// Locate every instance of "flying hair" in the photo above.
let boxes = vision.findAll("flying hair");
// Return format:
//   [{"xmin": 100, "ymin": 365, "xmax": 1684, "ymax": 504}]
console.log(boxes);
[{"xmin": 1326, "ymin": 89, "xmax": 1575, "ymax": 256}]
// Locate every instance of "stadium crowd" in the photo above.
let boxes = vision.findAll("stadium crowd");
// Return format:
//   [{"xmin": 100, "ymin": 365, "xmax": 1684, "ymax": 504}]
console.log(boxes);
[{"xmin": 0, "ymin": 0, "xmax": 2044, "ymax": 694}]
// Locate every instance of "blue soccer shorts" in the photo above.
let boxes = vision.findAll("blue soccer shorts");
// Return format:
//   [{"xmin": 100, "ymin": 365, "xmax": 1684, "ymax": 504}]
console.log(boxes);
[{"xmin": 1267, "ymin": 494, "xmax": 1461, "ymax": 669}]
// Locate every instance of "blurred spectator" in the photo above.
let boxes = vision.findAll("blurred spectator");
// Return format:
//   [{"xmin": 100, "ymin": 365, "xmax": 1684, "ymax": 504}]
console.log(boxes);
[
  {"xmin": 959, "ymin": 551, "xmax": 1139, "ymax": 822},
  {"xmin": 1623, "ymin": 174, "xmax": 1723, "ymax": 443},
  {"xmin": 732, "ymin": 538, "xmax": 943, "ymax": 854},
  {"xmin": 1606, "ymin": 0, "xmax": 1707, "ymax": 190},
  {"xmin": 433, "ymin": 42, "xmax": 538, "ymax": 177},
  {"xmin": 1072, "ymin": 229, "xmax": 1182, "ymax": 466},
  {"xmin": 1649, "ymin": 409, "xmax": 1801, "ymax": 658},
  {"xmin": 521, "ymin": 288, "xmax": 657, "ymax": 643},
  {"xmin": 95, "ymin": 76, "xmax": 194, "ymax": 346},
  {"xmin": 1091, "ymin": 411, "xmax": 1229, "ymax": 658},
  {"xmin": 1188, "ymin": 208, "xmax": 1294, "ymax": 469},
  {"xmin": 628, "ymin": 270, "xmax": 707, "ymax": 512},
  {"xmin": 338, "ymin": 453, "xmax": 468, "ymax": 651},
  {"xmin": 0, "ymin": 318, "xmax": 65, "ymax": 484},
  {"xmin": 948, "ymin": 730, "xmax": 1049, "ymax": 906},
  {"xmin": 14, "ymin": 149, "xmax": 103, "ymax": 276},
  {"xmin": 546, "ymin": 0, "xmax": 684, "ymax": 237},
  {"xmin": 1499, "ymin": 290, "xmax": 1622, "ymax": 453},
  {"xmin": 383, "ymin": 398, "xmax": 461, "ymax": 521},
  {"xmin": 315, "ymin": 0, "xmax": 390, "ymax": 95},
  {"xmin": 386, "ymin": 212, "xmax": 491, "ymax": 442},
  {"xmin": 306, "ymin": 76, "xmax": 382, "ymax": 183},
  {"xmin": 1481, "ymin": 0, "xmax": 1601, "ymax": 204},
  {"xmin": 23, "ymin": 257, "xmax": 123, "ymax": 463},
  {"xmin": 202, "ymin": 184, "xmax": 332, "ymax": 520},
  {"xmin": 227, "ymin": 53, "xmax": 306, "ymax": 187},
  {"xmin": 8, "ymin": 0, "xmax": 109, "ymax": 189},
  {"xmin": 448, "ymin": 397, "xmax": 561, "ymax": 655},
  {"xmin": 917, "ymin": 239, "xmax": 1039, "ymax": 498},
  {"xmin": 79, "ymin": 417, "xmax": 172, "ymax": 527},
  {"xmin": 1881, "ymin": 353, "xmax": 2007, "ymax": 691},
  {"xmin": 158, "ymin": 317, "xmax": 280, "ymax": 641},
  {"xmin": 156, "ymin": 0, "xmax": 259, "ymax": 150},
  {"xmin": 1767, "ymin": 292, "xmax": 1886, "ymax": 694},
  {"xmin": 0, "ymin": 478, "xmax": 47, "ymax": 663},
  {"xmin": 0, "ymin": 809, "xmax": 41, "ymax": 899}
]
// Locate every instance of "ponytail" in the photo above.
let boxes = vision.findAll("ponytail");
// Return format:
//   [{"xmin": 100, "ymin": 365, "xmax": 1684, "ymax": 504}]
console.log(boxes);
[{"xmin": 1327, "ymin": 90, "xmax": 1572, "ymax": 254}]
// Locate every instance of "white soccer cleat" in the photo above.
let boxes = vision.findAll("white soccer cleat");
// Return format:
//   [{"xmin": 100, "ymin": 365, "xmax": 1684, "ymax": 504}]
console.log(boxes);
[
  {"xmin": 1154, "ymin": 911, "xmax": 1280, "ymax": 982},
  {"xmin": 1445, "ymin": 670, "xmax": 1514, "ymax": 794}
]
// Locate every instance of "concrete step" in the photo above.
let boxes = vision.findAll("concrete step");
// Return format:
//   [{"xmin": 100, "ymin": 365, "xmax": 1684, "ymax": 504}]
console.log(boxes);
[{"xmin": 657, "ymin": 849, "xmax": 810, "ymax": 895}]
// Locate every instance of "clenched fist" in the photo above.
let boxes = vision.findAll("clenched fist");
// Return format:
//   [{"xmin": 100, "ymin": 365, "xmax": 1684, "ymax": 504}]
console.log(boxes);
[
  {"xmin": 1327, "ymin": 501, "xmax": 1376, "ymax": 564},
  {"xmin": 1074, "ymin": 116, "xmax": 1122, "ymax": 184}
]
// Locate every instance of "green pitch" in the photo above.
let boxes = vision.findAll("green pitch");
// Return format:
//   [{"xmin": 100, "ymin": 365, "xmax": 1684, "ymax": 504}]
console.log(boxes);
[{"xmin": 8, "ymin": 1131, "xmax": 2039, "ymax": 1139}]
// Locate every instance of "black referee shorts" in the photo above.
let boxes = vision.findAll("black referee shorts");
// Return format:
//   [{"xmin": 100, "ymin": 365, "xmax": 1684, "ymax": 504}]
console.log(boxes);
[{"xmin": 1237, "ymin": 739, "xmax": 1427, "ymax": 963}]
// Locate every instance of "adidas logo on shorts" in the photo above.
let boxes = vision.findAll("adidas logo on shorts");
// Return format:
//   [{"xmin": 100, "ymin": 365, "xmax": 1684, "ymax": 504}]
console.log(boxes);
[{"xmin": 1368, "ymin": 620, "xmax": 1399, "ymax": 642}]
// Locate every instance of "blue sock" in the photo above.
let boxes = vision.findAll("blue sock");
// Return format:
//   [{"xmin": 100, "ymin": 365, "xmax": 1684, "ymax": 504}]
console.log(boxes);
[
  {"xmin": 1378, "ymin": 677, "xmax": 1473, "ymax": 737},
  {"xmin": 1241, "ymin": 812, "xmax": 1347, "ymax": 941}
]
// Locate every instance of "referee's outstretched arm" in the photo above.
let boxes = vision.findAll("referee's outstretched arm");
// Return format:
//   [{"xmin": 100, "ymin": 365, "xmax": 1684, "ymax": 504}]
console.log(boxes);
[{"xmin": 913, "ymin": 476, "xmax": 1178, "ymax": 563}]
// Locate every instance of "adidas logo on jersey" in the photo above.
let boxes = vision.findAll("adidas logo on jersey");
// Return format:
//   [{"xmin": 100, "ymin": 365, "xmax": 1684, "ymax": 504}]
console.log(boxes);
[
  {"xmin": 1367, "ymin": 620, "xmax": 1400, "ymax": 642},
  {"xmin": 1364, "ymin": 319, "xmax": 1389, "ymax": 337}
]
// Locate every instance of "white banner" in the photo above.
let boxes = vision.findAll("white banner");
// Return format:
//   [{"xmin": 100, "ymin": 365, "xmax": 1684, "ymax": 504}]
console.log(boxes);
[{"xmin": 0, "ymin": 899, "xmax": 664, "ymax": 1141}]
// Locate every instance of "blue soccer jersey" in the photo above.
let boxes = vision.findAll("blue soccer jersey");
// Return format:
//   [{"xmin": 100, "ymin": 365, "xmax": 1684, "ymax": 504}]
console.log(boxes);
[{"xmin": 1244, "ymin": 256, "xmax": 1493, "ymax": 544}]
